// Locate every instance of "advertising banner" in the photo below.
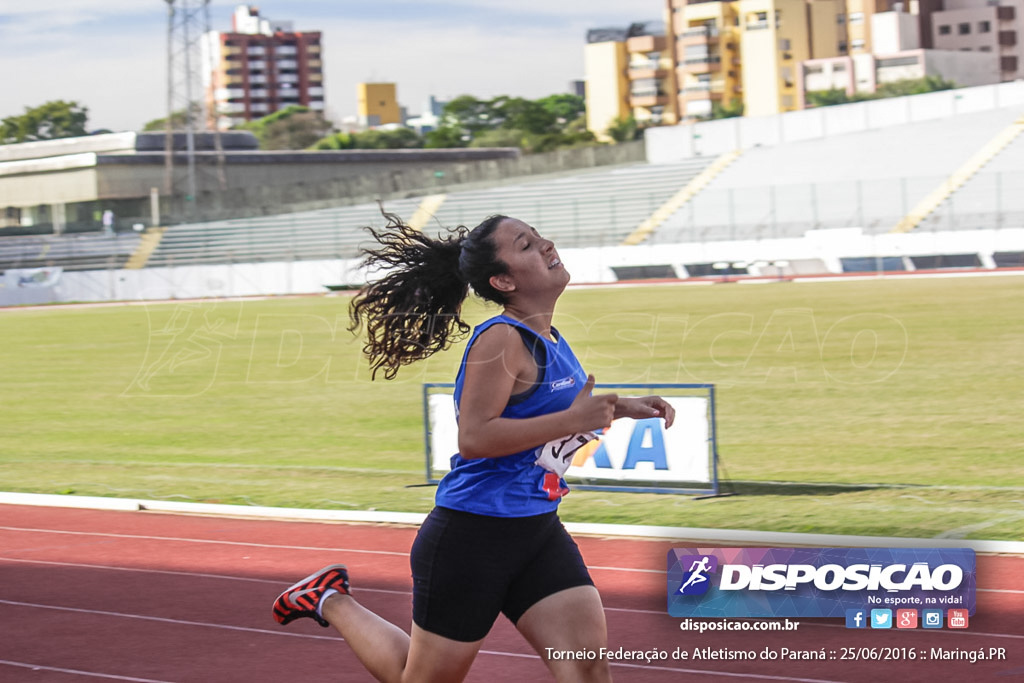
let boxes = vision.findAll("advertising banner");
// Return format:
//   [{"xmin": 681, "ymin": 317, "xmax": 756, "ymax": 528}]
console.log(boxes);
[
  {"xmin": 667, "ymin": 547, "xmax": 977, "ymax": 619},
  {"xmin": 424, "ymin": 383, "xmax": 718, "ymax": 493}
]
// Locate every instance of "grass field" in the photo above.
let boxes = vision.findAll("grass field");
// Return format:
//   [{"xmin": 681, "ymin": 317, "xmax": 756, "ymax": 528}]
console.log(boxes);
[{"xmin": 1, "ymin": 274, "xmax": 1022, "ymax": 540}]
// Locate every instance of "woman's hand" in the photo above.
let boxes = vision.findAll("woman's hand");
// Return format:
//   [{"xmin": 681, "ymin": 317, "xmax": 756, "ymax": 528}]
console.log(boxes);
[
  {"xmin": 613, "ymin": 395, "xmax": 676, "ymax": 429},
  {"xmin": 567, "ymin": 374, "xmax": 619, "ymax": 432}
]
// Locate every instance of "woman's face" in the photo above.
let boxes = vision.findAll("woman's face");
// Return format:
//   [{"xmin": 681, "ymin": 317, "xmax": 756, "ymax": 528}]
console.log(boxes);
[{"xmin": 489, "ymin": 217, "xmax": 569, "ymax": 299}]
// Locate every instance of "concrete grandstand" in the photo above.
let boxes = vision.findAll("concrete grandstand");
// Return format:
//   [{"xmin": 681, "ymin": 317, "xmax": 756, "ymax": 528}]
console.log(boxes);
[{"xmin": 1, "ymin": 81, "xmax": 1023, "ymax": 304}]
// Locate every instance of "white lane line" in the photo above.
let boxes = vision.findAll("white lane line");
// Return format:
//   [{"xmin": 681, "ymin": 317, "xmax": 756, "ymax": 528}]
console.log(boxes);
[
  {"xmin": 0, "ymin": 599, "xmax": 341, "ymax": 641},
  {"xmin": 589, "ymin": 564, "xmax": 663, "ymax": 574},
  {"xmin": 0, "ymin": 660, "xmax": 175, "ymax": 683},
  {"xmin": 0, "ymin": 557, "xmax": 659, "ymax": 614},
  {"xmin": 0, "ymin": 556, "xmax": 412, "ymax": 596},
  {"xmin": 0, "ymin": 600, "xmax": 845, "ymax": 683},
  {"xmin": 4, "ymin": 493, "xmax": 1023, "ymax": 555},
  {"xmin": 0, "ymin": 525, "xmax": 409, "ymax": 558},
  {"xmin": 4, "ymin": 556, "xmax": 1022, "ymax": 644},
  {"xmin": 0, "ymin": 527, "xmax": 664, "ymax": 574}
]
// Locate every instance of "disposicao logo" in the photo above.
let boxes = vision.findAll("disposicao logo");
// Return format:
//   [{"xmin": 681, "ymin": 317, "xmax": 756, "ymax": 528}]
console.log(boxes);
[
  {"xmin": 676, "ymin": 555, "xmax": 718, "ymax": 596},
  {"xmin": 667, "ymin": 548, "xmax": 976, "ymax": 618}
]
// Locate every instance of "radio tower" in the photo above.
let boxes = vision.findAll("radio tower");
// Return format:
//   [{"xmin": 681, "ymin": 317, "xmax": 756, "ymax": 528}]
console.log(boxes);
[{"xmin": 163, "ymin": 0, "xmax": 224, "ymax": 218}]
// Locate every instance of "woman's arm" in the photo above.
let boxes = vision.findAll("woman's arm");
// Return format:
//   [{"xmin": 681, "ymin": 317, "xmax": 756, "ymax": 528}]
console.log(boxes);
[{"xmin": 456, "ymin": 326, "xmax": 618, "ymax": 460}]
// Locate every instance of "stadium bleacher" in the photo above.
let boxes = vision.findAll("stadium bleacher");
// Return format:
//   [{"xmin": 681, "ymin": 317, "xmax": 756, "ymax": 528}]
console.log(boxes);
[
  {"xmin": 141, "ymin": 159, "xmax": 713, "ymax": 267},
  {"xmin": 422, "ymin": 159, "xmax": 712, "ymax": 247},
  {"xmin": 143, "ymin": 197, "xmax": 425, "ymax": 268},
  {"xmin": 923, "ymin": 129, "xmax": 1024, "ymax": 232},
  {"xmin": 649, "ymin": 106, "xmax": 1024, "ymax": 244},
  {"xmin": 0, "ymin": 232, "xmax": 141, "ymax": 272}
]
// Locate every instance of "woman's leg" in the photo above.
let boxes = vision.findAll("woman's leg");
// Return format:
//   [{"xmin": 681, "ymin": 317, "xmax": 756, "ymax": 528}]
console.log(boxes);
[
  {"xmin": 515, "ymin": 585, "xmax": 613, "ymax": 683},
  {"xmin": 321, "ymin": 593, "xmax": 483, "ymax": 683}
]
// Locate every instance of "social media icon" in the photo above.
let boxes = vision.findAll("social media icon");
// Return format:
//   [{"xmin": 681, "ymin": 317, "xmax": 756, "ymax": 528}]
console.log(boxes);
[
  {"xmin": 870, "ymin": 609, "xmax": 893, "ymax": 629},
  {"xmin": 846, "ymin": 609, "xmax": 867, "ymax": 629},
  {"xmin": 948, "ymin": 609, "xmax": 969, "ymax": 629},
  {"xmin": 922, "ymin": 609, "xmax": 943, "ymax": 629},
  {"xmin": 896, "ymin": 609, "xmax": 918, "ymax": 629}
]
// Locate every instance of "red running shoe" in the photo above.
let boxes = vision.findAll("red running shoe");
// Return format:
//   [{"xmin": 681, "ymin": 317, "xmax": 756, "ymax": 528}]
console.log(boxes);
[{"xmin": 272, "ymin": 564, "xmax": 350, "ymax": 627}]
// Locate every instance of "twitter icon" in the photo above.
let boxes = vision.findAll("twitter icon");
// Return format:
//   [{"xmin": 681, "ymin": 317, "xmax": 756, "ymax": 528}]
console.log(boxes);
[{"xmin": 870, "ymin": 609, "xmax": 893, "ymax": 629}]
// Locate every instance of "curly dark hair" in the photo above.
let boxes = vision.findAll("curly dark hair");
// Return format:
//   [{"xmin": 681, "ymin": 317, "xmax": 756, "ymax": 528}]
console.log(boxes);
[{"xmin": 349, "ymin": 210, "xmax": 510, "ymax": 379}]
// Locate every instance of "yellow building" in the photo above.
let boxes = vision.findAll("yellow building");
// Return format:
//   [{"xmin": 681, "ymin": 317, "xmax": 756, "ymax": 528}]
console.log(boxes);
[
  {"xmin": 845, "ymin": 0, "xmax": 892, "ymax": 54},
  {"xmin": 626, "ymin": 33, "xmax": 679, "ymax": 127},
  {"xmin": 585, "ymin": 40, "xmax": 630, "ymax": 140},
  {"xmin": 738, "ymin": 0, "xmax": 811, "ymax": 116},
  {"xmin": 585, "ymin": 24, "xmax": 678, "ymax": 140},
  {"xmin": 666, "ymin": 0, "xmax": 844, "ymax": 118},
  {"xmin": 670, "ymin": 0, "xmax": 743, "ymax": 119},
  {"xmin": 357, "ymin": 82, "xmax": 400, "ymax": 127}
]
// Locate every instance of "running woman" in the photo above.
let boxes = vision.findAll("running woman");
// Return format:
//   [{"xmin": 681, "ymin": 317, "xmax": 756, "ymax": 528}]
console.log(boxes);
[{"xmin": 272, "ymin": 213, "xmax": 675, "ymax": 682}]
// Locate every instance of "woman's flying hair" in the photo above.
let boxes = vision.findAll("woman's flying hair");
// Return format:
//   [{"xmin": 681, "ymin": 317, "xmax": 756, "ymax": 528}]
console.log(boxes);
[{"xmin": 349, "ymin": 209, "xmax": 509, "ymax": 379}]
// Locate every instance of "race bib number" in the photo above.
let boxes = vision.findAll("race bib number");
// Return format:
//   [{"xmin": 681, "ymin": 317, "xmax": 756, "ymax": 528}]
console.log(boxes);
[{"xmin": 534, "ymin": 431, "xmax": 599, "ymax": 476}]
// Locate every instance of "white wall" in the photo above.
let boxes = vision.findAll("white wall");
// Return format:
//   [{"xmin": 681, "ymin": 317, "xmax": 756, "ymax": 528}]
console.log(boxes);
[
  {"xmin": 922, "ymin": 49, "xmax": 1000, "ymax": 87},
  {"xmin": 872, "ymin": 11, "xmax": 921, "ymax": 53},
  {"xmin": 8, "ymin": 226, "xmax": 1020, "ymax": 306},
  {"xmin": 645, "ymin": 80, "xmax": 1024, "ymax": 162}
]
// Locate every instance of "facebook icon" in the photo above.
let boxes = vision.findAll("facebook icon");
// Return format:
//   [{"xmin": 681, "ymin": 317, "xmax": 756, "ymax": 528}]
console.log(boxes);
[{"xmin": 845, "ymin": 609, "xmax": 867, "ymax": 629}]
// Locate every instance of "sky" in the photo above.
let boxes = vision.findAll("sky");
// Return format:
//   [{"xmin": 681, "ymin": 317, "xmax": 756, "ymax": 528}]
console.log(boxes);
[{"xmin": 0, "ymin": 0, "xmax": 663, "ymax": 133}]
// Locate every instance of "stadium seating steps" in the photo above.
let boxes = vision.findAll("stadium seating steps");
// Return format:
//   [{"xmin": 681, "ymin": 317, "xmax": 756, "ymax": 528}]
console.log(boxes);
[{"xmin": 2, "ymin": 104, "xmax": 1023, "ymax": 273}]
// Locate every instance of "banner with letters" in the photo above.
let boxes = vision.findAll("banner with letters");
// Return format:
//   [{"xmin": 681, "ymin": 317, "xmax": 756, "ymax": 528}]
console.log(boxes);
[
  {"xmin": 7, "ymin": 267, "xmax": 63, "ymax": 288},
  {"xmin": 423, "ymin": 383, "xmax": 718, "ymax": 494},
  {"xmin": 667, "ymin": 547, "xmax": 977, "ymax": 618}
]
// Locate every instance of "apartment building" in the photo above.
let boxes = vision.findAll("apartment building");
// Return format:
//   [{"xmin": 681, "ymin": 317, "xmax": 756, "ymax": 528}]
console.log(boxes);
[
  {"xmin": 590, "ymin": 0, "xmax": 1018, "ymax": 122},
  {"xmin": 584, "ymin": 23, "xmax": 678, "ymax": 140},
  {"xmin": 800, "ymin": 8, "xmax": 1000, "ymax": 98},
  {"xmin": 844, "ymin": 0, "xmax": 897, "ymax": 54},
  {"xmin": 930, "ymin": 0, "xmax": 1022, "ymax": 80},
  {"xmin": 202, "ymin": 5, "xmax": 325, "ymax": 129},
  {"xmin": 667, "ymin": 0, "xmax": 844, "ymax": 118},
  {"xmin": 669, "ymin": 1, "xmax": 743, "ymax": 119}
]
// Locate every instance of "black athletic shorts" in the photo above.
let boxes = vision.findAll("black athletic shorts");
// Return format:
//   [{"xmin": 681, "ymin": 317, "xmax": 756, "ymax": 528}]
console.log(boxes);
[{"xmin": 410, "ymin": 505, "xmax": 594, "ymax": 642}]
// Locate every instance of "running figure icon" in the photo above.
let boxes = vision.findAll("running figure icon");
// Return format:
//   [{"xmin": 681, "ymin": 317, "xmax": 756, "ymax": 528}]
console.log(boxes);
[{"xmin": 678, "ymin": 557, "xmax": 712, "ymax": 593}]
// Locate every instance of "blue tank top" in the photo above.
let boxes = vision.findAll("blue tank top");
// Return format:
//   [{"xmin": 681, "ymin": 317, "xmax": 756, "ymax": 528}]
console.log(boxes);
[{"xmin": 434, "ymin": 314, "xmax": 588, "ymax": 517}]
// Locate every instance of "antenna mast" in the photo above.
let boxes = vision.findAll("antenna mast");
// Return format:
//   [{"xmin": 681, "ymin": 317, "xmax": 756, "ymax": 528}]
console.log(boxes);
[{"xmin": 163, "ymin": 0, "xmax": 223, "ymax": 218}]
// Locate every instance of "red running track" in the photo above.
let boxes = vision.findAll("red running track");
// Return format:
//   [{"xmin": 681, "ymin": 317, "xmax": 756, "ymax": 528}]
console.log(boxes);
[{"xmin": 0, "ymin": 504, "xmax": 1021, "ymax": 682}]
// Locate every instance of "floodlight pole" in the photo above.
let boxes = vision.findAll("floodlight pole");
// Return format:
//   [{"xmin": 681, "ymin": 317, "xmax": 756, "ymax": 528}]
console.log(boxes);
[{"xmin": 164, "ymin": 0, "xmax": 221, "ymax": 218}]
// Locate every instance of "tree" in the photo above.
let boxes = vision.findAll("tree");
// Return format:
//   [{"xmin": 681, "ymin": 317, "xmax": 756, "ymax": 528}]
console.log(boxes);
[
  {"xmin": 490, "ymin": 96, "xmax": 557, "ymax": 135},
  {"xmin": 605, "ymin": 115, "xmax": 639, "ymax": 143},
  {"xmin": 311, "ymin": 131, "xmax": 354, "ymax": 150},
  {"xmin": 424, "ymin": 126, "xmax": 468, "ymax": 149},
  {"xmin": 349, "ymin": 127, "xmax": 423, "ymax": 150},
  {"xmin": 875, "ymin": 75, "xmax": 956, "ymax": 98},
  {"xmin": 142, "ymin": 107, "xmax": 199, "ymax": 132},
  {"xmin": 312, "ymin": 127, "xmax": 424, "ymax": 150},
  {"xmin": 238, "ymin": 105, "xmax": 333, "ymax": 150},
  {"xmin": 806, "ymin": 76, "xmax": 958, "ymax": 109},
  {"xmin": 536, "ymin": 94, "xmax": 586, "ymax": 125},
  {"xmin": 1, "ymin": 100, "xmax": 89, "ymax": 144},
  {"xmin": 469, "ymin": 128, "xmax": 526, "ymax": 149},
  {"xmin": 711, "ymin": 99, "xmax": 744, "ymax": 119},
  {"xmin": 805, "ymin": 88, "xmax": 852, "ymax": 108},
  {"xmin": 436, "ymin": 93, "xmax": 594, "ymax": 151},
  {"xmin": 441, "ymin": 95, "xmax": 496, "ymax": 135}
]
